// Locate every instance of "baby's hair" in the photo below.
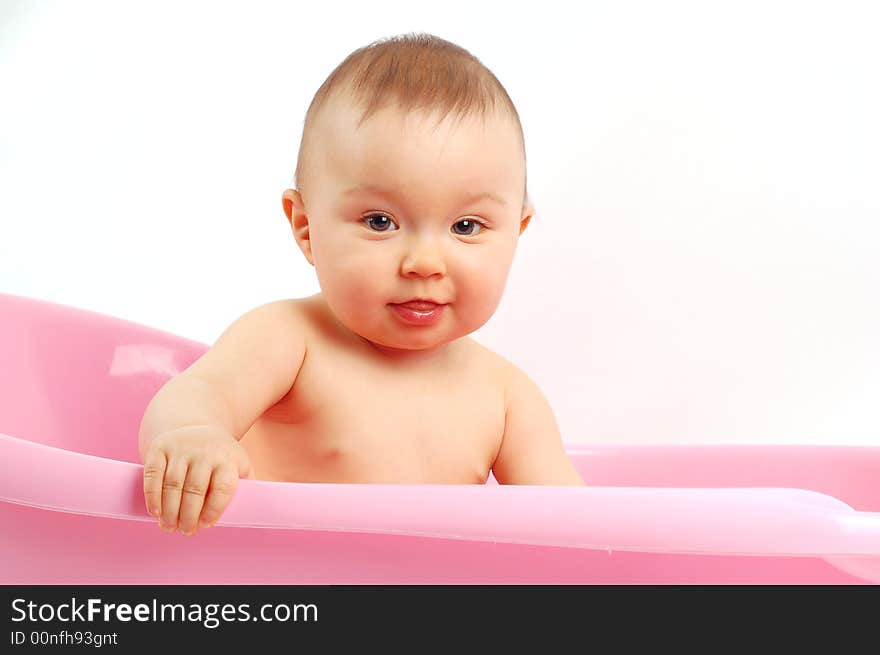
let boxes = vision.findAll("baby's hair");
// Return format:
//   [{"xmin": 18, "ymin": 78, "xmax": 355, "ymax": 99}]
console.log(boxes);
[{"xmin": 293, "ymin": 32, "xmax": 530, "ymax": 209}]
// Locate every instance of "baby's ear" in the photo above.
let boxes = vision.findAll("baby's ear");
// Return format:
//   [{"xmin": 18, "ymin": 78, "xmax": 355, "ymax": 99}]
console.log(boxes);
[{"xmin": 282, "ymin": 189, "xmax": 314, "ymax": 266}]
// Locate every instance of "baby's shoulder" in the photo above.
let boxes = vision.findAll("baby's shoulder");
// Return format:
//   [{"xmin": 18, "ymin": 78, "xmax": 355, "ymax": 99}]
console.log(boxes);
[
  {"xmin": 244, "ymin": 294, "xmax": 352, "ymax": 350},
  {"xmin": 231, "ymin": 297, "xmax": 314, "ymax": 346},
  {"xmin": 461, "ymin": 340, "xmax": 548, "ymax": 404},
  {"xmin": 242, "ymin": 297, "xmax": 310, "ymax": 324},
  {"xmin": 459, "ymin": 338, "xmax": 517, "ymax": 388}
]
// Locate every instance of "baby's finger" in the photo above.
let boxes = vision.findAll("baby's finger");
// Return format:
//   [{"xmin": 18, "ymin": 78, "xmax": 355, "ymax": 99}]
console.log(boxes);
[
  {"xmin": 178, "ymin": 462, "xmax": 213, "ymax": 536},
  {"xmin": 198, "ymin": 465, "xmax": 240, "ymax": 529},
  {"xmin": 160, "ymin": 456, "xmax": 189, "ymax": 533},
  {"xmin": 142, "ymin": 447, "xmax": 168, "ymax": 518},
  {"xmin": 236, "ymin": 449, "xmax": 253, "ymax": 480}
]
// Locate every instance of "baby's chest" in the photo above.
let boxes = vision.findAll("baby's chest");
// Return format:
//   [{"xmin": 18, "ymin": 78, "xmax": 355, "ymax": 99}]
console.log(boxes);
[{"xmin": 263, "ymin": 354, "xmax": 507, "ymax": 479}]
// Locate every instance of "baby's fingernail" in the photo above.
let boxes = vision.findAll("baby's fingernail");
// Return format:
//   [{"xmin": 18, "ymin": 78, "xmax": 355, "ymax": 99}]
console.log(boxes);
[{"xmin": 199, "ymin": 520, "xmax": 211, "ymax": 529}]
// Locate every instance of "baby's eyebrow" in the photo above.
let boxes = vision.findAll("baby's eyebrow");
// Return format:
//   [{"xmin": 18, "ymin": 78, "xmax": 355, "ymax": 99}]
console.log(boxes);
[{"xmin": 343, "ymin": 184, "xmax": 508, "ymax": 208}]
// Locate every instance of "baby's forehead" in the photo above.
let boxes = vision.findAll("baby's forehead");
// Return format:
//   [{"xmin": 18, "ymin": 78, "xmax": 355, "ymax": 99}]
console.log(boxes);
[
  {"xmin": 319, "ymin": 91, "xmax": 517, "ymax": 142},
  {"xmin": 306, "ymin": 93, "xmax": 525, "ymax": 198},
  {"xmin": 342, "ymin": 122, "xmax": 515, "ymax": 183}
]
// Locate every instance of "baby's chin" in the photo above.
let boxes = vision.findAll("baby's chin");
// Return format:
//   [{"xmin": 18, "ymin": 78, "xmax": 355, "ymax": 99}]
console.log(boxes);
[
  {"xmin": 361, "ymin": 330, "xmax": 456, "ymax": 353},
  {"xmin": 346, "ymin": 319, "xmax": 471, "ymax": 357},
  {"xmin": 331, "ymin": 304, "xmax": 488, "ymax": 354}
]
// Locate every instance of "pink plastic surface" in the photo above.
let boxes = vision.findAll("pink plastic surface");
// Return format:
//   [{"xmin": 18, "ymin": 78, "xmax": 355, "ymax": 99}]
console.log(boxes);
[{"xmin": 2, "ymin": 292, "xmax": 880, "ymax": 584}]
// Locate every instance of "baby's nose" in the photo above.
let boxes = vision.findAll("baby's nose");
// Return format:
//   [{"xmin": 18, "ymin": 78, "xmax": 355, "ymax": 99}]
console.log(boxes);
[{"xmin": 400, "ymin": 237, "xmax": 447, "ymax": 278}]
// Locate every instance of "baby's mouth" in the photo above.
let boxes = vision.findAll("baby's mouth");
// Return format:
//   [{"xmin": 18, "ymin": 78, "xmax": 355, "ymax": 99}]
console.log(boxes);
[
  {"xmin": 389, "ymin": 300, "xmax": 447, "ymax": 326},
  {"xmin": 394, "ymin": 300, "xmax": 444, "ymax": 311}
]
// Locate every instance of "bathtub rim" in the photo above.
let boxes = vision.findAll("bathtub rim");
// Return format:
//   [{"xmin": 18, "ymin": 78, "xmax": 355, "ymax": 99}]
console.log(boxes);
[{"xmin": 4, "ymin": 431, "xmax": 880, "ymax": 564}]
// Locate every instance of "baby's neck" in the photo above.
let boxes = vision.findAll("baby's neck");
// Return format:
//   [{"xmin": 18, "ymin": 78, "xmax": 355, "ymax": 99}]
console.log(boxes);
[{"xmin": 361, "ymin": 337, "xmax": 460, "ymax": 368}]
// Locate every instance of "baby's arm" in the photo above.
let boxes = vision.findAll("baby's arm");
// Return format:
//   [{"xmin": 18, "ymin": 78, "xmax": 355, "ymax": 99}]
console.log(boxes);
[
  {"xmin": 139, "ymin": 300, "xmax": 306, "ymax": 535},
  {"xmin": 491, "ymin": 364, "xmax": 585, "ymax": 485}
]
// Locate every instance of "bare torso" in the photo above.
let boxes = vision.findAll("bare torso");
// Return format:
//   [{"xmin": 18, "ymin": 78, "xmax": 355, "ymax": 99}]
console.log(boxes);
[{"xmin": 238, "ymin": 295, "xmax": 508, "ymax": 484}]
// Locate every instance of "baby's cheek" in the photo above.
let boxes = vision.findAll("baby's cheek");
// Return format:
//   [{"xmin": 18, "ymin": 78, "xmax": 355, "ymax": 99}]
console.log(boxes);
[
  {"xmin": 458, "ymin": 269, "xmax": 507, "ymax": 325},
  {"xmin": 469, "ymin": 251, "xmax": 509, "ymax": 293},
  {"xmin": 344, "ymin": 251, "xmax": 390, "ymax": 291},
  {"xmin": 334, "ymin": 251, "xmax": 391, "ymax": 311},
  {"xmin": 317, "ymin": 244, "xmax": 373, "ymax": 286}
]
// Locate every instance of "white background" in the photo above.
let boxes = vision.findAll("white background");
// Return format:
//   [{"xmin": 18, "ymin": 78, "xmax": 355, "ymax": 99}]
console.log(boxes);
[{"xmin": 2, "ymin": 0, "xmax": 878, "ymax": 445}]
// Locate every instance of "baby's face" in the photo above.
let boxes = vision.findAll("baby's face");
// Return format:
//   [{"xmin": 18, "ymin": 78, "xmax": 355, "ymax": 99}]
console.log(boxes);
[{"xmin": 286, "ymin": 95, "xmax": 531, "ymax": 356}]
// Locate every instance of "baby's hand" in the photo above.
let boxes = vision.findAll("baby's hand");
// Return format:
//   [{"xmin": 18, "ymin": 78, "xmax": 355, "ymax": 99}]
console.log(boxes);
[{"xmin": 142, "ymin": 425, "xmax": 253, "ymax": 536}]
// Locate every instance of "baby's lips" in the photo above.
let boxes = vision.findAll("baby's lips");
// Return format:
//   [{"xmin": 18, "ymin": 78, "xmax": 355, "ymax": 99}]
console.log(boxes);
[{"xmin": 393, "ymin": 298, "xmax": 447, "ymax": 311}]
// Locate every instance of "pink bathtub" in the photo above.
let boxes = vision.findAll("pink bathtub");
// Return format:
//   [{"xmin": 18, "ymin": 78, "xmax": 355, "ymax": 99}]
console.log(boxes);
[{"xmin": 2, "ymin": 292, "xmax": 880, "ymax": 584}]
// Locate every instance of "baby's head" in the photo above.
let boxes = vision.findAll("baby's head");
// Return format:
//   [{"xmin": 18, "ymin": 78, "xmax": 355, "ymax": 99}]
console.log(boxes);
[{"xmin": 283, "ymin": 33, "xmax": 533, "ymax": 357}]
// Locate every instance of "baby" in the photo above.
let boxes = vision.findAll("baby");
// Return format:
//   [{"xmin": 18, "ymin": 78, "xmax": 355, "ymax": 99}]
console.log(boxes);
[{"xmin": 139, "ymin": 33, "xmax": 584, "ymax": 537}]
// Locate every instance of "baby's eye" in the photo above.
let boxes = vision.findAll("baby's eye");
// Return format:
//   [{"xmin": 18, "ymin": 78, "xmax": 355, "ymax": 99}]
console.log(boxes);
[
  {"xmin": 363, "ymin": 213, "xmax": 399, "ymax": 232},
  {"xmin": 451, "ymin": 218, "xmax": 484, "ymax": 236}
]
